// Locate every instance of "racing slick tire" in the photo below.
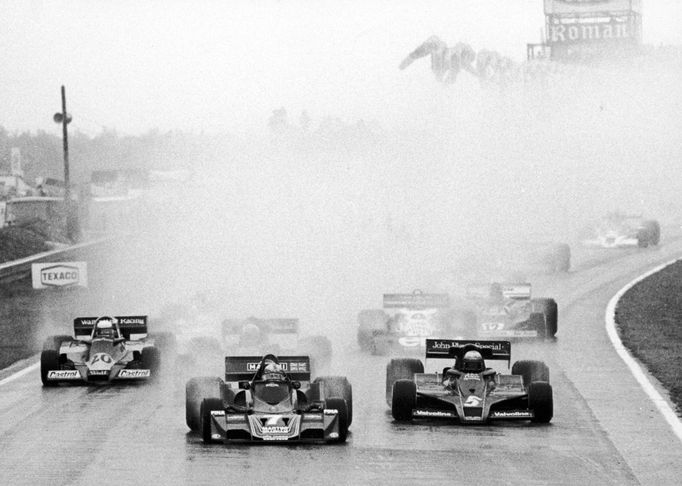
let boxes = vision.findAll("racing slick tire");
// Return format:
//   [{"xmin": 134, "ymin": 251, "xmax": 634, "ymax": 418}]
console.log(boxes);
[
  {"xmin": 512, "ymin": 360, "xmax": 550, "ymax": 389},
  {"xmin": 533, "ymin": 298, "xmax": 558, "ymax": 338},
  {"xmin": 141, "ymin": 346, "xmax": 161, "ymax": 378},
  {"xmin": 391, "ymin": 380, "xmax": 417, "ymax": 422},
  {"xmin": 643, "ymin": 220, "xmax": 660, "ymax": 246},
  {"xmin": 528, "ymin": 381, "xmax": 553, "ymax": 423},
  {"xmin": 42, "ymin": 335, "xmax": 71, "ymax": 352},
  {"xmin": 357, "ymin": 309, "xmax": 388, "ymax": 352},
  {"xmin": 186, "ymin": 376, "xmax": 223, "ymax": 431},
  {"xmin": 40, "ymin": 349, "xmax": 61, "ymax": 387},
  {"xmin": 325, "ymin": 397, "xmax": 349, "ymax": 443},
  {"xmin": 200, "ymin": 397, "xmax": 224, "ymax": 444},
  {"xmin": 386, "ymin": 358, "xmax": 423, "ymax": 406},
  {"xmin": 314, "ymin": 376, "xmax": 353, "ymax": 427}
]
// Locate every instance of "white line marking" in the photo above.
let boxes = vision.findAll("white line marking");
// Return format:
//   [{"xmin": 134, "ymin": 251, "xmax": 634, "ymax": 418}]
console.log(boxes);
[
  {"xmin": 605, "ymin": 258, "xmax": 682, "ymax": 443},
  {"xmin": 0, "ymin": 362, "xmax": 39, "ymax": 387}
]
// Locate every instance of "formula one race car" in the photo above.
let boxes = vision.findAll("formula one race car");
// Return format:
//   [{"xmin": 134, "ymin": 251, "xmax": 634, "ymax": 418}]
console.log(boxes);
[
  {"xmin": 581, "ymin": 213, "xmax": 660, "ymax": 249},
  {"xmin": 357, "ymin": 291, "xmax": 456, "ymax": 355},
  {"xmin": 386, "ymin": 339, "xmax": 553, "ymax": 424},
  {"xmin": 222, "ymin": 317, "xmax": 332, "ymax": 371},
  {"xmin": 458, "ymin": 282, "xmax": 557, "ymax": 339},
  {"xmin": 40, "ymin": 316, "xmax": 168, "ymax": 386},
  {"xmin": 185, "ymin": 354, "xmax": 352, "ymax": 444}
]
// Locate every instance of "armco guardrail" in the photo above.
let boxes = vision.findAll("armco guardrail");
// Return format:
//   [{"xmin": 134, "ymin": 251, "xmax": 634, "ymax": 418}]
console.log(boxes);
[{"xmin": 0, "ymin": 238, "xmax": 110, "ymax": 284}]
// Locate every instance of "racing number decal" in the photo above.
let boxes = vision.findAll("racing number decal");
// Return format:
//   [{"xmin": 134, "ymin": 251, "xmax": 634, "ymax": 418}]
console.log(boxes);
[
  {"xmin": 481, "ymin": 322, "xmax": 505, "ymax": 331},
  {"xmin": 91, "ymin": 353, "xmax": 113, "ymax": 365}
]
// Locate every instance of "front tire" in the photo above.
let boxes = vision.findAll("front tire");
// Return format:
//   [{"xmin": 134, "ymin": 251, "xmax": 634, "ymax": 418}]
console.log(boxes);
[
  {"xmin": 314, "ymin": 376, "xmax": 353, "ymax": 427},
  {"xmin": 391, "ymin": 380, "xmax": 416, "ymax": 421},
  {"xmin": 40, "ymin": 349, "xmax": 60, "ymax": 387},
  {"xmin": 386, "ymin": 358, "xmax": 423, "ymax": 406},
  {"xmin": 141, "ymin": 346, "xmax": 161, "ymax": 378},
  {"xmin": 186, "ymin": 376, "xmax": 223, "ymax": 431},
  {"xmin": 529, "ymin": 382, "xmax": 553, "ymax": 423}
]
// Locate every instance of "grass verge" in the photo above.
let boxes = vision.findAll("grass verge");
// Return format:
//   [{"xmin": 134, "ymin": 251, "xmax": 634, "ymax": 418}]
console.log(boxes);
[{"xmin": 615, "ymin": 260, "xmax": 682, "ymax": 414}]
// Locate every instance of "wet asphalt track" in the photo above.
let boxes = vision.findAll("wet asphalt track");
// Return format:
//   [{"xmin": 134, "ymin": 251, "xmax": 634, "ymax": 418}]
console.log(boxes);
[{"xmin": 1, "ymin": 240, "xmax": 682, "ymax": 485}]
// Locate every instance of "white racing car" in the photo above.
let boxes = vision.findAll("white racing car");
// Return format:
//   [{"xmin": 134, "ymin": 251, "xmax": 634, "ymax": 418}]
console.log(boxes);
[{"xmin": 581, "ymin": 213, "xmax": 660, "ymax": 248}]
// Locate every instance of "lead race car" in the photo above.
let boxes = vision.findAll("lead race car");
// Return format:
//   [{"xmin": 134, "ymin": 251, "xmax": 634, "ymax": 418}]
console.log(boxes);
[
  {"xmin": 357, "ymin": 290, "xmax": 455, "ymax": 355},
  {"xmin": 186, "ymin": 354, "xmax": 352, "ymax": 444},
  {"xmin": 40, "ymin": 315, "xmax": 164, "ymax": 385},
  {"xmin": 386, "ymin": 339, "xmax": 553, "ymax": 424},
  {"xmin": 581, "ymin": 212, "xmax": 660, "ymax": 249}
]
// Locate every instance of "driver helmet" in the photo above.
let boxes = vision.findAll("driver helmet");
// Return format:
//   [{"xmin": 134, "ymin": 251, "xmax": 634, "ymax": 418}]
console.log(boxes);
[
  {"xmin": 95, "ymin": 318, "xmax": 117, "ymax": 339},
  {"xmin": 262, "ymin": 360, "xmax": 285, "ymax": 381},
  {"xmin": 462, "ymin": 350, "xmax": 485, "ymax": 373}
]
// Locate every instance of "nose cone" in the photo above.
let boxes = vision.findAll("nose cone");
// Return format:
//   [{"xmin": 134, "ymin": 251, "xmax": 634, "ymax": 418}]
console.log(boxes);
[{"xmin": 89, "ymin": 352, "xmax": 115, "ymax": 369}]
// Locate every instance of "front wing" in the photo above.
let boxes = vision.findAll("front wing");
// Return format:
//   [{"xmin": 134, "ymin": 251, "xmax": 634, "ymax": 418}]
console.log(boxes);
[
  {"xmin": 207, "ymin": 409, "xmax": 343, "ymax": 443},
  {"xmin": 45, "ymin": 365, "xmax": 152, "ymax": 384}
]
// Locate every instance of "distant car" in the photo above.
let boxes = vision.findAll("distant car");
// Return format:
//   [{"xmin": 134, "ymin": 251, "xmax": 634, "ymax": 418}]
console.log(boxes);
[
  {"xmin": 357, "ymin": 291, "xmax": 457, "ymax": 355},
  {"xmin": 222, "ymin": 317, "xmax": 332, "ymax": 371},
  {"xmin": 40, "ymin": 315, "xmax": 171, "ymax": 385},
  {"xmin": 581, "ymin": 213, "xmax": 660, "ymax": 248},
  {"xmin": 386, "ymin": 339, "xmax": 553, "ymax": 424},
  {"xmin": 185, "ymin": 353, "xmax": 352, "ymax": 444},
  {"xmin": 459, "ymin": 282, "xmax": 558, "ymax": 339}
]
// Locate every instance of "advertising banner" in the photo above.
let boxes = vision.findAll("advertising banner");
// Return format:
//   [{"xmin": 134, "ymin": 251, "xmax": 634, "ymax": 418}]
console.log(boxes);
[
  {"xmin": 548, "ymin": 18, "xmax": 635, "ymax": 44},
  {"xmin": 31, "ymin": 261, "xmax": 88, "ymax": 289},
  {"xmin": 544, "ymin": 0, "xmax": 641, "ymax": 15}
]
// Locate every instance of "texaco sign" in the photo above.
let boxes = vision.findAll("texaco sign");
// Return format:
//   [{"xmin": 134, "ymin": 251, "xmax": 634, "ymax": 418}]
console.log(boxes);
[{"xmin": 31, "ymin": 261, "xmax": 88, "ymax": 289}]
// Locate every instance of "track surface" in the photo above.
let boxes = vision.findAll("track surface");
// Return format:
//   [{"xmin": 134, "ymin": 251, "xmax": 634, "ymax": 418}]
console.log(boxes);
[{"xmin": 2, "ymin": 241, "xmax": 682, "ymax": 485}]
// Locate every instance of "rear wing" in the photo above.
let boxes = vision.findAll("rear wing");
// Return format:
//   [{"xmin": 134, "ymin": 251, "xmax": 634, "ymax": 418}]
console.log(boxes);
[
  {"xmin": 224, "ymin": 355, "xmax": 311, "ymax": 383},
  {"xmin": 501, "ymin": 283, "xmax": 531, "ymax": 300},
  {"xmin": 383, "ymin": 292, "xmax": 450, "ymax": 308},
  {"xmin": 73, "ymin": 316, "xmax": 148, "ymax": 340},
  {"xmin": 425, "ymin": 339, "xmax": 511, "ymax": 365},
  {"xmin": 222, "ymin": 318, "xmax": 299, "ymax": 337}
]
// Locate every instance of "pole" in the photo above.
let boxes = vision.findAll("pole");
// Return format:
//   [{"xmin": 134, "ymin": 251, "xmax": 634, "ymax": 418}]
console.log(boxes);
[{"xmin": 61, "ymin": 85, "xmax": 70, "ymax": 201}]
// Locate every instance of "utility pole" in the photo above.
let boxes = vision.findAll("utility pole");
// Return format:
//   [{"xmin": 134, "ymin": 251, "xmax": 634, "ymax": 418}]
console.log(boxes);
[{"xmin": 53, "ymin": 86, "xmax": 77, "ymax": 240}]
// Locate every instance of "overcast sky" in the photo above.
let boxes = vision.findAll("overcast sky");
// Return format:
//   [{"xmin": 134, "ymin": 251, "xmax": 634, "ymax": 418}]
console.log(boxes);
[{"xmin": 1, "ymin": 0, "xmax": 681, "ymax": 135}]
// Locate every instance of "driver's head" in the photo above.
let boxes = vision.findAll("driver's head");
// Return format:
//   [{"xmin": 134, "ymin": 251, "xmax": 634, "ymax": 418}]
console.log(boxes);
[
  {"xmin": 262, "ymin": 360, "xmax": 285, "ymax": 381},
  {"xmin": 95, "ymin": 318, "xmax": 117, "ymax": 339},
  {"xmin": 462, "ymin": 350, "xmax": 485, "ymax": 373}
]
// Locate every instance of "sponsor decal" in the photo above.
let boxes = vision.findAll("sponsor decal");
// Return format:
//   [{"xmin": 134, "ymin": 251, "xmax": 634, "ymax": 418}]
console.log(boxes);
[
  {"xmin": 491, "ymin": 411, "xmax": 534, "ymax": 418},
  {"xmin": 246, "ymin": 361, "xmax": 308, "ymax": 372},
  {"xmin": 47, "ymin": 370, "xmax": 80, "ymax": 379},
  {"xmin": 211, "ymin": 411, "xmax": 226, "ymax": 417},
  {"xmin": 323, "ymin": 409, "xmax": 339, "ymax": 415},
  {"xmin": 88, "ymin": 370, "xmax": 109, "ymax": 376},
  {"xmin": 463, "ymin": 373, "xmax": 480, "ymax": 381},
  {"xmin": 414, "ymin": 409, "xmax": 456, "ymax": 418},
  {"xmin": 329, "ymin": 432, "xmax": 339, "ymax": 439},
  {"xmin": 464, "ymin": 395, "xmax": 482, "ymax": 407},
  {"xmin": 31, "ymin": 262, "xmax": 88, "ymax": 289},
  {"xmin": 117, "ymin": 369, "xmax": 150, "ymax": 378},
  {"xmin": 549, "ymin": 20, "xmax": 633, "ymax": 44},
  {"xmin": 118, "ymin": 317, "xmax": 145, "ymax": 325},
  {"xmin": 211, "ymin": 434, "xmax": 222, "ymax": 440},
  {"xmin": 262, "ymin": 435, "xmax": 289, "ymax": 441},
  {"xmin": 262, "ymin": 426, "xmax": 289, "ymax": 434}
]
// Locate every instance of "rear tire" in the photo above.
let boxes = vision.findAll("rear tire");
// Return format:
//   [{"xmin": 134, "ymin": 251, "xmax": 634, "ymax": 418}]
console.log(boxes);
[
  {"xmin": 201, "ymin": 397, "xmax": 224, "ymax": 443},
  {"xmin": 528, "ymin": 313, "xmax": 547, "ymax": 339},
  {"xmin": 529, "ymin": 382, "xmax": 553, "ymax": 423},
  {"xmin": 186, "ymin": 376, "xmax": 223, "ymax": 431},
  {"xmin": 391, "ymin": 380, "xmax": 416, "ymax": 421},
  {"xmin": 534, "ymin": 298, "xmax": 558, "ymax": 338},
  {"xmin": 40, "ymin": 349, "xmax": 61, "ymax": 387},
  {"xmin": 325, "ymin": 397, "xmax": 349, "ymax": 443},
  {"xmin": 512, "ymin": 360, "xmax": 550, "ymax": 389},
  {"xmin": 386, "ymin": 358, "xmax": 423, "ymax": 406},
  {"xmin": 314, "ymin": 376, "xmax": 353, "ymax": 427},
  {"xmin": 643, "ymin": 220, "xmax": 660, "ymax": 246}
]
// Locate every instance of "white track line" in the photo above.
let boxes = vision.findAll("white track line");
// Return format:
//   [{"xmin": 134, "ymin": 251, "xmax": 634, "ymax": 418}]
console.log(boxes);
[
  {"xmin": 605, "ymin": 258, "xmax": 682, "ymax": 443},
  {"xmin": 0, "ymin": 361, "xmax": 39, "ymax": 387}
]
